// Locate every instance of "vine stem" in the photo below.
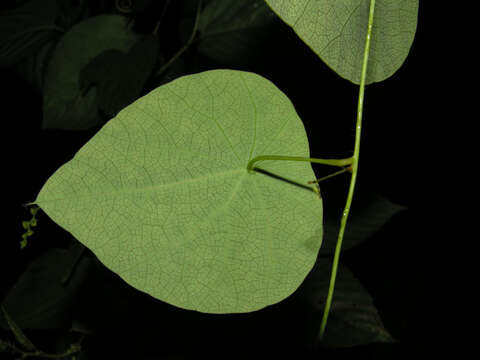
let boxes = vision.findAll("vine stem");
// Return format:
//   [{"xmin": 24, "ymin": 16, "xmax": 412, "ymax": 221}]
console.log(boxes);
[
  {"xmin": 318, "ymin": 0, "xmax": 376, "ymax": 340},
  {"xmin": 247, "ymin": 155, "xmax": 353, "ymax": 172},
  {"xmin": 154, "ymin": 0, "xmax": 202, "ymax": 79}
]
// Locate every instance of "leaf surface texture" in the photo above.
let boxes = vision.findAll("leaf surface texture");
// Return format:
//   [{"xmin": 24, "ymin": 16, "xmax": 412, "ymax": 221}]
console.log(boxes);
[
  {"xmin": 265, "ymin": 0, "xmax": 419, "ymax": 83},
  {"xmin": 35, "ymin": 70, "xmax": 323, "ymax": 313}
]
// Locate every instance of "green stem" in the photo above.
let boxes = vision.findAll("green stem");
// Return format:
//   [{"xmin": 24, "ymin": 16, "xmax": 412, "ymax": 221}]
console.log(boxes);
[
  {"xmin": 252, "ymin": 167, "xmax": 320, "ymax": 193},
  {"xmin": 247, "ymin": 155, "xmax": 353, "ymax": 173},
  {"xmin": 318, "ymin": 0, "xmax": 376, "ymax": 340},
  {"xmin": 308, "ymin": 167, "xmax": 350, "ymax": 184},
  {"xmin": 2, "ymin": 341, "xmax": 82, "ymax": 359}
]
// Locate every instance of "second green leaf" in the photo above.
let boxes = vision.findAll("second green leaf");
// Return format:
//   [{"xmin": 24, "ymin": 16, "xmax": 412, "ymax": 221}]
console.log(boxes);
[{"xmin": 264, "ymin": 0, "xmax": 419, "ymax": 84}]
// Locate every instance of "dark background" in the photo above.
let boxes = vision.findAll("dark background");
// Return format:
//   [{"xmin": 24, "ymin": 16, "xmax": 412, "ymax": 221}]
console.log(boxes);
[{"xmin": 1, "ymin": 1, "xmax": 460, "ymax": 359}]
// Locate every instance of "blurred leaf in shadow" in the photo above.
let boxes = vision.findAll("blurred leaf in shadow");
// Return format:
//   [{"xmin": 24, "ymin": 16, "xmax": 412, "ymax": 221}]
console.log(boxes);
[
  {"xmin": 79, "ymin": 50, "xmax": 123, "ymax": 94},
  {"xmin": 301, "ymin": 258, "xmax": 395, "ymax": 348},
  {"xmin": 55, "ymin": 0, "xmax": 90, "ymax": 30},
  {"xmin": 1, "ymin": 305, "xmax": 37, "ymax": 351},
  {"xmin": 42, "ymin": 14, "xmax": 140, "ymax": 130},
  {"xmin": 0, "ymin": 245, "xmax": 91, "ymax": 330},
  {"xmin": 9, "ymin": 1, "xmax": 90, "ymax": 95},
  {"xmin": 320, "ymin": 192, "xmax": 406, "ymax": 256},
  {"xmin": 0, "ymin": 0, "xmax": 62, "ymax": 67},
  {"xmin": 80, "ymin": 34, "xmax": 160, "ymax": 118},
  {"xmin": 69, "ymin": 254, "xmax": 135, "ymax": 336},
  {"xmin": 14, "ymin": 39, "xmax": 59, "ymax": 95},
  {"xmin": 195, "ymin": 0, "xmax": 278, "ymax": 67}
]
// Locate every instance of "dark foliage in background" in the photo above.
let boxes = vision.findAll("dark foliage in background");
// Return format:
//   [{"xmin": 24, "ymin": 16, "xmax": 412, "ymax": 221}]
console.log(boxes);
[{"xmin": 1, "ymin": 1, "xmax": 458, "ymax": 359}]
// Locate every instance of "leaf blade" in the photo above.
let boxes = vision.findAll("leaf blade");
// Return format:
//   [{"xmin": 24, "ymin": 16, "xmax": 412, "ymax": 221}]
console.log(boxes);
[
  {"xmin": 265, "ymin": 0, "xmax": 419, "ymax": 84},
  {"xmin": 35, "ymin": 70, "xmax": 324, "ymax": 313}
]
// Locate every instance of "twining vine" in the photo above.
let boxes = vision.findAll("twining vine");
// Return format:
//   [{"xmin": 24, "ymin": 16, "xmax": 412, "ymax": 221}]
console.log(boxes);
[{"xmin": 247, "ymin": 0, "xmax": 377, "ymax": 339}]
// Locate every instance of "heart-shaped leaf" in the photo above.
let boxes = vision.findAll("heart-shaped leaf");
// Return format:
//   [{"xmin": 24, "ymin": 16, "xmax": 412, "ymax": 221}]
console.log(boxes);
[
  {"xmin": 33, "ymin": 69, "xmax": 323, "ymax": 313},
  {"xmin": 264, "ymin": 0, "xmax": 419, "ymax": 84},
  {"xmin": 42, "ymin": 15, "xmax": 140, "ymax": 130}
]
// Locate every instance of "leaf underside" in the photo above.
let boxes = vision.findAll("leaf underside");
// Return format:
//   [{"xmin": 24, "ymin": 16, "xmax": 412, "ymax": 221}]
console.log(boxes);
[
  {"xmin": 265, "ymin": 0, "xmax": 419, "ymax": 84},
  {"xmin": 35, "ymin": 69, "xmax": 323, "ymax": 313}
]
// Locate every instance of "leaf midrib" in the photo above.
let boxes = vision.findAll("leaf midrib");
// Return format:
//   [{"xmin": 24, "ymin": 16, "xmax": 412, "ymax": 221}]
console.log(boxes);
[{"xmin": 37, "ymin": 168, "xmax": 245, "ymax": 204}]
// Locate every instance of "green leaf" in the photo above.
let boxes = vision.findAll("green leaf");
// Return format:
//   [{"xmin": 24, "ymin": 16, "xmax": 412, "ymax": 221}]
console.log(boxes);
[
  {"xmin": 196, "ymin": 0, "xmax": 277, "ymax": 66},
  {"xmin": 303, "ymin": 259, "xmax": 395, "ymax": 347},
  {"xmin": 264, "ymin": 0, "xmax": 419, "ymax": 84},
  {"xmin": 42, "ymin": 15, "xmax": 140, "ymax": 130},
  {"xmin": 34, "ymin": 69, "xmax": 323, "ymax": 313}
]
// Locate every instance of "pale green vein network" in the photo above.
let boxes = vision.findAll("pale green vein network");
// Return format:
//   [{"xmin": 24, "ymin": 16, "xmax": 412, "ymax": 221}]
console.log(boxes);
[
  {"xmin": 197, "ymin": 76, "xmax": 242, "ymax": 163},
  {"xmin": 35, "ymin": 166, "xmax": 245, "ymax": 204},
  {"xmin": 239, "ymin": 73, "xmax": 258, "ymax": 161},
  {"xmin": 265, "ymin": 0, "xmax": 419, "ymax": 84},
  {"xmin": 34, "ymin": 69, "xmax": 323, "ymax": 314}
]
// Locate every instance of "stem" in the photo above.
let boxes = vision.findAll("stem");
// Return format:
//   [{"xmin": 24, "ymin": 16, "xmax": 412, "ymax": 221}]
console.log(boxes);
[
  {"xmin": 2, "ymin": 341, "xmax": 82, "ymax": 359},
  {"xmin": 252, "ymin": 167, "xmax": 319, "ymax": 193},
  {"xmin": 1, "ymin": 305, "xmax": 83, "ymax": 358},
  {"xmin": 318, "ymin": 0, "xmax": 376, "ymax": 340},
  {"xmin": 247, "ymin": 155, "xmax": 353, "ymax": 172},
  {"xmin": 154, "ymin": 0, "xmax": 202, "ymax": 79},
  {"xmin": 308, "ymin": 167, "xmax": 350, "ymax": 184}
]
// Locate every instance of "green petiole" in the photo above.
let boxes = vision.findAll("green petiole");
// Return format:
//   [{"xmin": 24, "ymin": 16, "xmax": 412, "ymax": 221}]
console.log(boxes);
[{"xmin": 247, "ymin": 155, "xmax": 353, "ymax": 173}]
